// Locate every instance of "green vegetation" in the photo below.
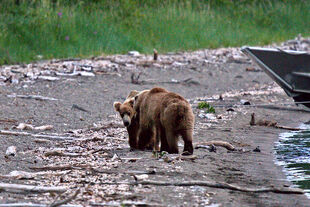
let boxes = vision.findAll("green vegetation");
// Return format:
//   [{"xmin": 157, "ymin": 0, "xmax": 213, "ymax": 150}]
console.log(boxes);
[
  {"xmin": 198, "ymin": 101, "xmax": 215, "ymax": 113},
  {"xmin": 1, "ymin": 0, "xmax": 310, "ymax": 65}
]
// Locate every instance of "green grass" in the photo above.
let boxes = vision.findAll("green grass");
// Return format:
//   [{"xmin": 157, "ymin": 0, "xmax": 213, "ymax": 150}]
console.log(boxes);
[
  {"xmin": 197, "ymin": 101, "xmax": 215, "ymax": 113},
  {"xmin": 0, "ymin": 0, "xmax": 310, "ymax": 65}
]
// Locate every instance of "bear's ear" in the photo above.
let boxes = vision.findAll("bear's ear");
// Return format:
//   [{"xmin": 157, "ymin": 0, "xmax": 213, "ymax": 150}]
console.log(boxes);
[
  {"xmin": 113, "ymin": 102, "xmax": 121, "ymax": 112},
  {"xmin": 128, "ymin": 98, "xmax": 134, "ymax": 107},
  {"xmin": 126, "ymin": 90, "xmax": 139, "ymax": 99}
]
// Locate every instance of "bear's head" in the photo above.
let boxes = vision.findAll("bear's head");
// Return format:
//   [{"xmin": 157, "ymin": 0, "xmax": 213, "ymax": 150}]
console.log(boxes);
[
  {"xmin": 113, "ymin": 98, "xmax": 135, "ymax": 127},
  {"xmin": 113, "ymin": 90, "xmax": 140, "ymax": 127}
]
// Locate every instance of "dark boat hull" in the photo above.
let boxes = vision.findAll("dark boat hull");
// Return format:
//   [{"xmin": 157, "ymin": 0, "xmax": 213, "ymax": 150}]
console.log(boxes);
[{"xmin": 241, "ymin": 47, "xmax": 310, "ymax": 109}]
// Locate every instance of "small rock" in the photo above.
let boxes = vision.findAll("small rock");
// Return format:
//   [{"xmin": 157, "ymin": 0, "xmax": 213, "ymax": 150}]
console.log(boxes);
[
  {"xmin": 133, "ymin": 174, "xmax": 149, "ymax": 181},
  {"xmin": 253, "ymin": 146, "xmax": 261, "ymax": 152},
  {"xmin": 240, "ymin": 99, "xmax": 251, "ymax": 105},
  {"xmin": 209, "ymin": 144, "xmax": 217, "ymax": 153},
  {"xmin": 128, "ymin": 51, "xmax": 140, "ymax": 56},
  {"xmin": 34, "ymin": 125, "xmax": 53, "ymax": 131},
  {"xmin": 38, "ymin": 76, "xmax": 60, "ymax": 81},
  {"xmin": 78, "ymin": 71, "xmax": 95, "ymax": 77},
  {"xmin": 6, "ymin": 146, "xmax": 17, "ymax": 157},
  {"xmin": 16, "ymin": 123, "xmax": 34, "ymax": 130}
]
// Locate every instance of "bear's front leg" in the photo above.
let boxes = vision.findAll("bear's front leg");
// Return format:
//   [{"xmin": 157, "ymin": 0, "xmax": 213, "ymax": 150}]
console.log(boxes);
[
  {"xmin": 127, "ymin": 124, "xmax": 138, "ymax": 150},
  {"xmin": 137, "ymin": 127, "xmax": 154, "ymax": 150}
]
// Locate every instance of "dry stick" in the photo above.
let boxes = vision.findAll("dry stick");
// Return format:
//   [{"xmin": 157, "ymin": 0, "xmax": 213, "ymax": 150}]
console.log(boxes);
[
  {"xmin": 44, "ymin": 151, "xmax": 87, "ymax": 157},
  {"xmin": 250, "ymin": 113, "xmax": 302, "ymax": 131},
  {"xmin": 7, "ymin": 94, "xmax": 58, "ymax": 101},
  {"xmin": 91, "ymin": 168, "xmax": 156, "ymax": 175},
  {"xmin": 195, "ymin": 141, "xmax": 235, "ymax": 151},
  {"xmin": 0, "ymin": 130, "xmax": 76, "ymax": 140},
  {"xmin": 29, "ymin": 164, "xmax": 156, "ymax": 175},
  {"xmin": 0, "ymin": 119, "xmax": 17, "ymax": 123},
  {"xmin": 99, "ymin": 180, "xmax": 303, "ymax": 194},
  {"xmin": 0, "ymin": 170, "xmax": 70, "ymax": 180},
  {"xmin": 29, "ymin": 164, "xmax": 90, "ymax": 171},
  {"xmin": 0, "ymin": 183, "xmax": 67, "ymax": 194},
  {"xmin": 90, "ymin": 201, "xmax": 163, "ymax": 207},
  {"xmin": 0, "ymin": 204, "xmax": 82, "ymax": 207},
  {"xmin": 275, "ymin": 125, "xmax": 303, "ymax": 131},
  {"xmin": 49, "ymin": 189, "xmax": 80, "ymax": 207}
]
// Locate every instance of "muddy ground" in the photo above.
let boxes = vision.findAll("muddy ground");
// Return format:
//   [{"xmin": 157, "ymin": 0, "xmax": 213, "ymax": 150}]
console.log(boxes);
[{"xmin": 0, "ymin": 47, "xmax": 310, "ymax": 206}]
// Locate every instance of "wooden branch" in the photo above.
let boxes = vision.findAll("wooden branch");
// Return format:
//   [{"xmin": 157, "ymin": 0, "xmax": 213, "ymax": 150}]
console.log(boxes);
[
  {"xmin": 30, "ymin": 164, "xmax": 156, "ymax": 176},
  {"xmin": 0, "ymin": 204, "xmax": 82, "ymax": 207},
  {"xmin": 90, "ymin": 201, "xmax": 163, "ymax": 207},
  {"xmin": 7, "ymin": 94, "xmax": 58, "ymax": 101},
  {"xmin": 49, "ymin": 189, "xmax": 80, "ymax": 207},
  {"xmin": 0, "ymin": 130, "xmax": 76, "ymax": 140},
  {"xmin": 29, "ymin": 164, "xmax": 90, "ymax": 171},
  {"xmin": 275, "ymin": 125, "xmax": 302, "ymax": 131},
  {"xmin": 99, "ymin": 180, "xmax": 303, "ymax": 194},
  {"xmin": 195, "ymin": 141, "xmax": 235, "ymax": 151},
  {"xmin": 0, "ymin": 170, "xmax": 69, "ymax": 180},
  {"xmin": 250, "ymin": 113, "xmax": 302, "ymax": 131},
  {"xmin": 0, "ymin": 183, "xmax": 67, "ymax": 194},
  {"xmin": 0, "ymin": 119, "xmax": 17, "ymax": 124},
  {"xmin": 44, "ymin": 151, "xmax": 86, "ymax": 157},
  {"xmin": 91, "ymin": 168, "xmax": 156, "ymax": 175}
]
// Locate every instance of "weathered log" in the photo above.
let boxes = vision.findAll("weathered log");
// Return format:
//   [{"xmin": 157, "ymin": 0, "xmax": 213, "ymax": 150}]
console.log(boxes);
[
  {"xmin": 0, "ymin": 183, "xmax": 67, "ymax": 194},
  {"xmin": 99, "ymin": 180, "xmax": 303, "ymax": 194}
]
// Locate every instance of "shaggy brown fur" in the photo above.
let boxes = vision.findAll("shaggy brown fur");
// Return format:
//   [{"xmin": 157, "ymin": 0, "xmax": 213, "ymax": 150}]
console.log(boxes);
[
  {"xmin": 134, "ymin": 87, "xmax": 194, "ymax": 154},
  {"xmin": 114, "ymin": 90, "xmax": 154, "ymax": 150},
  {"xmin": 114, "ymin": 96, "xmax": 139, "ymax": 149}
]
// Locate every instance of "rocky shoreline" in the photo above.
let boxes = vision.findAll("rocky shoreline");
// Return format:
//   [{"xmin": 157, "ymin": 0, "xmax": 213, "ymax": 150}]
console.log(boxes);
[{"xmin": 0, "ymin": 37, "xmax": 310, "ymax": 206}]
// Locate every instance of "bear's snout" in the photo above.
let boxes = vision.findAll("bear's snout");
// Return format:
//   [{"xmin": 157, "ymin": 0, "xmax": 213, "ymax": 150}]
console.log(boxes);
[
  {"xmin": 124, "ymin": 120, "xmax": 130, "ymax": 126},
  {"xmin": 122, "ymin": 114, "xmax": 131, "ymax": 127}
]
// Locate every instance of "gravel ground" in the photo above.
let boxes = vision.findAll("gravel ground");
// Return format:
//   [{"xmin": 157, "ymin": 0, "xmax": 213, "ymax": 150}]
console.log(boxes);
[{"xmin": 1, "ymin": 38, "xmax": 310, "ymax": 206}]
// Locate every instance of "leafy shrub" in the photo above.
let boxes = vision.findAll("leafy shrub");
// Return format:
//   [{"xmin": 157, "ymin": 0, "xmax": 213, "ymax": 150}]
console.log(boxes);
[{"xmin": 197, "ymin": 102, "xmax": 215, "ymax": 113}]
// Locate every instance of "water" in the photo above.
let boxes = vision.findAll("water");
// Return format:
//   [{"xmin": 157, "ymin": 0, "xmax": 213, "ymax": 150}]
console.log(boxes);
[{"xmin": 274, "ymin": 124, "xmax": 310, "ymax": 196}]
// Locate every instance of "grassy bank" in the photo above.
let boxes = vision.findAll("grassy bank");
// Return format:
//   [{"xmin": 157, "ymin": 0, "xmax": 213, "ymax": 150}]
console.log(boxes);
[{"xmin": 0, "ymin": 0, "xmax": 309, "ymax": 65}]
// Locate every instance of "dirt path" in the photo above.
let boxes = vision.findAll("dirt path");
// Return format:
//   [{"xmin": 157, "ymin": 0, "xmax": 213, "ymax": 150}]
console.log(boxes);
[{"xmin": 0, "ymin": 48, "xmax": 310, "ymax": 206}]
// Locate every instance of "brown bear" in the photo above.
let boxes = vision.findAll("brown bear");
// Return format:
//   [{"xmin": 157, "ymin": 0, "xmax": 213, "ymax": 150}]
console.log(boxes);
[
  {"xmin": 114, "ymin": 91, "xmax": 140, "ymax": 150},
  {"xmin": 133, "ymin": 87, "xmax": 194, "ymax": 155},
  {"xmin": 114, "ymin": 90, "xmax": 155, "ymax": 150}
]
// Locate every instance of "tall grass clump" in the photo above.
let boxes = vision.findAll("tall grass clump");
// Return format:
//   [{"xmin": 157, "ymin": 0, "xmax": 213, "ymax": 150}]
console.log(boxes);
[{"xmin": 0, "ymin": 0, "xmax": 309, "ymax": 65}]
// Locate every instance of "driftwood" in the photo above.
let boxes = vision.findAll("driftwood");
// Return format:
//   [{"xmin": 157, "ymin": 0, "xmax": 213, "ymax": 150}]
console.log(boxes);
[
  {"xmin": 153, "ymin": 49, "xmax": 158, "ymax": 61},
  {"xmin": 99, "ymin": 180, "xmax": 303, "ymax": 194},
  {"xmin": 7, "ymin": 94, "xmax": 58, "ymax": 101},
  {"xmin": 88, "ymin": 122, "xmax": 124, "ymax": 131},
  {"xmin": 138, "ymin": 78, "xmax": 200, "ymax": 85},
  {"xmin": 29, "ymin": 164, "xmax": 90, "ymax": 171},
  {"xmin": 44, "ymin": 150, "xmax": 87, "ymax": 157},
  {"xmin": 0, "ymin": 204, "xmax": 82, "ymax": 207},
  {"xmin": 0, "ymin": 183, "xmax": 67, "ymax": 194},
  {"xmin": 91, "ymin": 168, "xmax": 156, "ymax": 175},
  {"xmin": 250, "ymin": 113, "xmax": 302, "ymax": 131},
  {"xmin": 0, "ymin": 130, "xmax": 76, "ymax": 140},
  {"xmin": 90, "ymin": 201, "xmax": 163, "ymax": 207},
  {"xmin": 49, "ymin": 189, "xmax": 80, "ymax": 207},
  {"xmin": 195, "ymin": 141, "xmax": 235, "ymax": 151},
  {"xmin": 71, "ymin": 104, "xmax": 90, "ymax": 113},
  {"xmin": 0, "ymin": 170, "xmax": 69, "ymax": 180},
  {"xmin": 0, "ymin": 119, "xmax": 17, "ymax": 124},
  {"xmin": 16, "ymin": 123, "xmax": 53, "ymax": 131},
  {"xmin": 29, "ymin": 164, "xmax": 156, "ymax": 176}
]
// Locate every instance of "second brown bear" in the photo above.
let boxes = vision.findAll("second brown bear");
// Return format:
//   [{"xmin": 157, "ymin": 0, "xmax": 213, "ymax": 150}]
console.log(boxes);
[{"xmin": 134, "ymin": 87, "xmax": 194, "ymax": 155}]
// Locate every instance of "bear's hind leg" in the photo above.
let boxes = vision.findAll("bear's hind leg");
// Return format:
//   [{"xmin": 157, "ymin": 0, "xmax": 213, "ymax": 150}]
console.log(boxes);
[
  {"xmin": 159, "ymin": 127, "xmax": 169, "ymax": 152},
  {"xmin": 180, "ymin": 129, "xmax": 194, "ymax": 155},
  {"xmin": 137, "ymin": 127, "xmax": 155, "ymax": 151},
  {"xmin": 165, "ymin": 129, "xmax": 179, "ymax": 154}
]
